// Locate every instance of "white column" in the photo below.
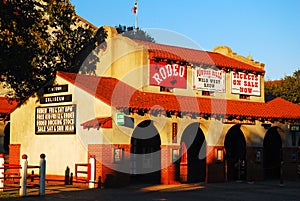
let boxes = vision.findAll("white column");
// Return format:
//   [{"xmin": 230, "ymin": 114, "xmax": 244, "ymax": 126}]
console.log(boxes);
[
  {"xmin": 19, "ymin": 154, "xmax": 28, "ymax": 197},
  {"xmin": 39, "ymin": 154, "xmax": 46, "ymax": 196},
  {"xmin": 89, "ymin": 156, "xmax": 96, "ymax": 189},
  {"xmin": 0, "ymin": 154, "xmax": 4, "ymax": 191}
]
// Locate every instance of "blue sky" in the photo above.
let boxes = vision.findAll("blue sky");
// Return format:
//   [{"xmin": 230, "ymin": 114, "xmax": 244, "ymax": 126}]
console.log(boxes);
[{"xmin": 70, "ymin": 0, "xmax": 300, "ymax": 80}]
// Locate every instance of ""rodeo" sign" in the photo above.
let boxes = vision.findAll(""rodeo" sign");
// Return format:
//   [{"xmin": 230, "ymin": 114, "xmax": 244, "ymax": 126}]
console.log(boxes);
[{"xmin": 150, "ymin": 61, "xmax": 187, "ymax": 89}]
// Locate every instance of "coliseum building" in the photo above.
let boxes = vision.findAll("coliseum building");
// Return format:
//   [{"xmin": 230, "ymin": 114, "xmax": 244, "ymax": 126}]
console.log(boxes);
[{"xmin": 3, "ymin": 26, "xmax": 300, "ymax": 186}]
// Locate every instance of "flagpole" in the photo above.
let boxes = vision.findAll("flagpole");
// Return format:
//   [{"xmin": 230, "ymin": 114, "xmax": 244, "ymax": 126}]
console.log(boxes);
[{"xmin": 135, "ymin": 0, "xmax": 138, "ymax": 31}]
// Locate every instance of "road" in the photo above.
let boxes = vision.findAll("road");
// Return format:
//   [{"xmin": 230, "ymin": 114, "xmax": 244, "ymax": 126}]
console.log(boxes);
[{"xmin": 1, "ymin": 181, "xmax": 300, "ymax": 201}]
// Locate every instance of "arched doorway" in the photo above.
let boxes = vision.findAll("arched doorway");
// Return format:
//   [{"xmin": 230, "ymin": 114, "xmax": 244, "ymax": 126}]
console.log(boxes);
[
  {"xmin": 263, "ymin": 127, "xmax": 282, "ymax": 179},
  {"xmin": 224, "ymin": 124, "xmax": 247, "ymax": 181},
  {"xmin": 180, "ymin": 123, "xmax": 206, "ymax": 183},
  {"xmin": 130, "ymin": 120, "xmax": 161, "ymax": 184}
]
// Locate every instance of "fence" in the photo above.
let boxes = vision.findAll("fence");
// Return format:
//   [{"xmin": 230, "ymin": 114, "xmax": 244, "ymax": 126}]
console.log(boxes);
[
  {"xmin": 0, "ymin": 153, "xmax": 46, "ymax": 196},
  {"xmin": 74, "ymin": 156, "xmax": 96, "ymax": 188}
]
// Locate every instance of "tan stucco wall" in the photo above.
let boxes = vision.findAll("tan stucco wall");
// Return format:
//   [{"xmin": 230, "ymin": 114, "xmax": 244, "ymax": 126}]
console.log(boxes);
[
  {"xmin": 111, "ymin": 112, "xmax": 293, "ymax": 148},
  {"xmin": 95, "ymin": 35, "xmax": 149, "ymax": 90},
  {"xmin": 94, "ymin": 33, "xmax": 265, "ymax": 103},
  {"xmin": 10, "ymin": 76, "xmax": 113, "ymax": 175}
]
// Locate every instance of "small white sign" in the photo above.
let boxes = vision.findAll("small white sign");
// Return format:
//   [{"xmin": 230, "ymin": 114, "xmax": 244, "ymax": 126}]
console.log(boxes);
[{"xmin": 116, "ymin": 112, "xmax": 125, "ymax": 125}]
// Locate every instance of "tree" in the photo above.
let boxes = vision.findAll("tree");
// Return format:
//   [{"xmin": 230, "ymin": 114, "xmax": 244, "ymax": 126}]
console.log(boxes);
[
  {"xmin": 115, "ymin": 25, "xmax": 155, "ymax": 43},
  {"xmin": 265, "ymin": 69, "xmax": 300, "ymax": 104},
  {"xmin": 0, "ymin": 0, "xmax": 107, "ymax": 100}
]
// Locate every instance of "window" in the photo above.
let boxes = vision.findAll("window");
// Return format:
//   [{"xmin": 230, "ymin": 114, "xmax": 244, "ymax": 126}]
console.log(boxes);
[
  {"xmin": 202, "ymin": 91, "xmax": 214, "ymax": 96},
  {"xmin": 240, "ymin": 94, "xmax": 250, "ymax": 100},
  {"xmin": 172, "ymin": 149, "xmax": 180, "ymax": 163},
  {"xmin": 113, "ymin": 148, "xmax": 124, "ymax": 163},
  {"xmin": 160, "ymin": 86, "xmax": 173, "ymax": 93},
  {"xmin": 217, "ymin": 149, "xmax": 223, "ymax": 162}
]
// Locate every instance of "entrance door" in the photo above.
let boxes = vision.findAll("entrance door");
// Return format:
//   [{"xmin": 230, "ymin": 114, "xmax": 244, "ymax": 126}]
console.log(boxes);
[
  {"xmin": 180, "ymin": 123, "xmax": 206, "ymax": 183},
  {"xmin": 130, "ymin": 120, "xmax": 161, "ymax": 184},
  {"xmin": 263, "ymin": 127, "xmax": 282, "ymax": 179},
  {"xmin": 224, "ymin": 125, "xmax": 247, "ymax": 181}
]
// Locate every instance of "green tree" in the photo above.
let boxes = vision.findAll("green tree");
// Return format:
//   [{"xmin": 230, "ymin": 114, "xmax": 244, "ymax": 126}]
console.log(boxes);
[
  {"xmin": 0, "ymin": 0, "xmax": 106, "ymax": 100},
  {"xmin": 115, "ymin": 25, "xmax": 155, "ymax": 43},
  {"xmin": 265, "ymin": 69, "xmax": 300, "ymax": 104}
]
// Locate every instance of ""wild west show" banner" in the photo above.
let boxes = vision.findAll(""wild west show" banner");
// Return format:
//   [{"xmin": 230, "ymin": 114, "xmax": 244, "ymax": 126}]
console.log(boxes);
[{"xmin": 193, "ymin": 67, "xmax": 226, "ymax": 92}]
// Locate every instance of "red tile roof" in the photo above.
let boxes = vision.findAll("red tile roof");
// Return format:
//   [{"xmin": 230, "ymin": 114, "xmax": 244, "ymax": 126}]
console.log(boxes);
[
  {"xmin": 58, "ymin": 72, "xmax": 300, "ymax": 120},
  {"xmin": 0, "ymin": 97, "xmax": 19, "ymax": 114},
  {"xmin": 134, "ymin": 40, "xmax": 265, "ymax": 74},
  {"xmin": 265, "ymin": 80, "xmax": 283, "ymax": 85}
]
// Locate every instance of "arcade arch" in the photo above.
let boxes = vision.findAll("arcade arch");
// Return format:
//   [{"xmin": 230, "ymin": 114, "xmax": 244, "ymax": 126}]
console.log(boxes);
[
  {"xmin": 263, "ymin": 126, "xmax": 283, "ymax": 179},
  {"xmin": 224, "ymin": 124, "xmax": 247, "ymax": 181},
  {"xmin": 130, "ymin": 120, "xmax": 161, "ymax": 183},
  {"xmin": 179, "ymin": 123, "xmax": 206, "ymax": 183}
]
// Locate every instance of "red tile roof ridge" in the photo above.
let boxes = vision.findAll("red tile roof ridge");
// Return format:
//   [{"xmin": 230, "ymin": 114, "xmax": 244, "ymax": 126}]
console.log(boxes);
[
  {"xmin": 133, "ymin": 39, "xmax": 205, "ymax": 52},
  {"xmin": 265, "ymin": 80, "xmax": 283, "ymax": 84},
  {"xmin": 133, "ymin": 39, "xmax": 265, "ymax": 73}
]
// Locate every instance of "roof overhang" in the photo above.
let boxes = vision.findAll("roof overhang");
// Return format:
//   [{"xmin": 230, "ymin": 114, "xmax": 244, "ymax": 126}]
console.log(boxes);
[{"xmin": 81, "ymin": 117, "xmax": 112, "ymax": 130}]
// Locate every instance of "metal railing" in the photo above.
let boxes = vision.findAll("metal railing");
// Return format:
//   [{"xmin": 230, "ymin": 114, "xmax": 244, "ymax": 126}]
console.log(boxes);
[{"xmin": 0, "ymin": 153, "xmax": 46, "ymax": 197}]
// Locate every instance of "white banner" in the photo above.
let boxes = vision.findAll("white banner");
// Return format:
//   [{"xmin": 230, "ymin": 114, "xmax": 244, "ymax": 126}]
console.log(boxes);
[
  {"xmin": 193, "ymin": 67, "xmax": 225, "ymax": 92},
  {"xmin": 231, "ymin": 72, "xmax": 261, "ymax": 96}
]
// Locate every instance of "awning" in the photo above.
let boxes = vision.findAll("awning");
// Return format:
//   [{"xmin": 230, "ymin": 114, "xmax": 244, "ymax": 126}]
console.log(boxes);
[{"xmin": 80, "ymin": 117, "xmax": 112, "ymax": 129}]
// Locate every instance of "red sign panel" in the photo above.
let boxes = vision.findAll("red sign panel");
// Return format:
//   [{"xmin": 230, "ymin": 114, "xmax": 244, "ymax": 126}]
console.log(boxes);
[
  {"xmin": 172, "ymin": 122, "xmax": 178, "ymax": 143},
  {"xmin": 150, "ymin": 61, "xmax": 187, "ymax": 89}
]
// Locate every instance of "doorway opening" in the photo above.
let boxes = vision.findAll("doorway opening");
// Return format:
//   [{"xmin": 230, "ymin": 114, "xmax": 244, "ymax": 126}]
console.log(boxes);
[
  {"xmin": 180, "ymin": 123, "xmax": 206, "ymax": 183},
  {"xmin": 263, "ymin": 127, "xmax": 282, "ymax": 179},
  {"xmin": 130, "ymin": 120, "xmax": 161, "ymax": 184},
  {"xmin": 224, "ymin": 124, "xmax": 247, "ymax": 181}
]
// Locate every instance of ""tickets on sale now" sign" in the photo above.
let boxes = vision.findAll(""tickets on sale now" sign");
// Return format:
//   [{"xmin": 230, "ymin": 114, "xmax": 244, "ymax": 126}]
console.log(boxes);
[{"xmin": 231, "ymin": 72, "xmax": 261, "ymax": 96}]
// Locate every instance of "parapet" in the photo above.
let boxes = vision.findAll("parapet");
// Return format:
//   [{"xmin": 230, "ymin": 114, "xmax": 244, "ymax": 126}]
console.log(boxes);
[{"xmin": 213, "ymin": 46, "xmax": 265, "ymax": 69}]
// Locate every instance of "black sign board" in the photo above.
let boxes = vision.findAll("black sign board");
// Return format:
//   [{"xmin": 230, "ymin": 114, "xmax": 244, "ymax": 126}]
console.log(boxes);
[
  {"xmin": 290, "ymin": 125, "xmax": 300, "ymax": 132},
  {"xmin": 40, "ymin": 95, "xmax": 72, "ymax": 104},
  {"xmin": 35, "ymin": 104, "xmax": 76, "ymax": 134},
  {"xmin": 44, "ymin": 85, "xmax": 68, "ymax": 94}
]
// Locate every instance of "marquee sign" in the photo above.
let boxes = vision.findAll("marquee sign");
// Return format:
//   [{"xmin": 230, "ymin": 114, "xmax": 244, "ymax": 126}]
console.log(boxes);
[
  {"xmin": 231, "ymin": 72, "xmax": 261, "ymax": 96},
  {"xmin": 193, "ymin": 67, "xmax": 226, "ymax": 92},
  {"xmin": 35, "ymin": 104, "xmax": 76, "ymax": 134},
  {"xmin": 44, "ymin": 85, "xmax": 68, "ymax": 94},
  {"xmin": 40, "ymin": 95, "xmax": 72, "ymax": 104},
  {"xmin": 150, "ymin": 60, "xmax": 187, "ymax": 89}
]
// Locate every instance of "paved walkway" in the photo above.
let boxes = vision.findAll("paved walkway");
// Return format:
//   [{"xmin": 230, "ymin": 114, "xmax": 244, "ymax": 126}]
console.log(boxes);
[{"xmin": 1, "ymin": 180, "xmax": 300, "ymax": 201}]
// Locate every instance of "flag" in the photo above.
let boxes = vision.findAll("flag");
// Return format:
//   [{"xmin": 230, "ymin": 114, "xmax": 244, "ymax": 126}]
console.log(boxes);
[{"xmin": 131, "ymin": 2, "xmax": 137, "ymax": 14}]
